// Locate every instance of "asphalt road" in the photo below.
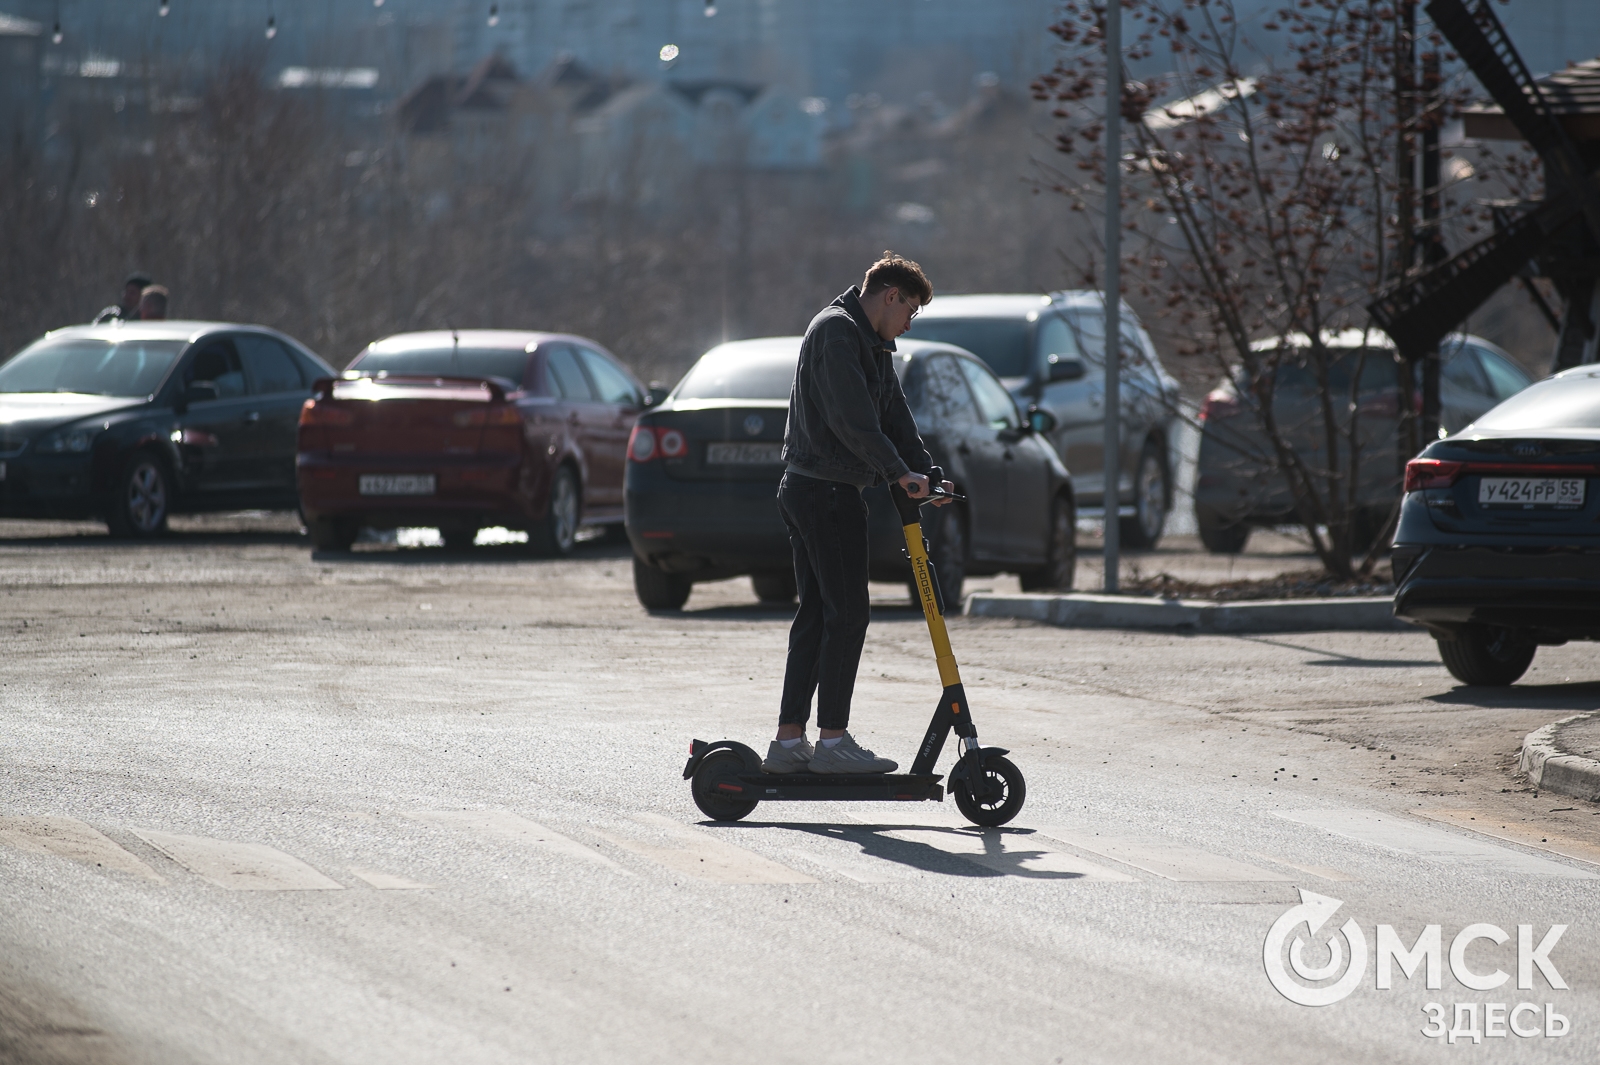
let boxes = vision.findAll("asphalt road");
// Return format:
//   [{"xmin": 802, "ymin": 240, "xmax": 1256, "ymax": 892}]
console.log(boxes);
[{"xmin": 2, "ymin": 516, "xmax": 1598, "ymax": 1064}]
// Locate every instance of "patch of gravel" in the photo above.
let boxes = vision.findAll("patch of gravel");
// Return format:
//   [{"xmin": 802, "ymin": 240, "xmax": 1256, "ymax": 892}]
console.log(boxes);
[{"xmin": 1120, "ymin": 568, "xmax": 1395, "ymax": 602}]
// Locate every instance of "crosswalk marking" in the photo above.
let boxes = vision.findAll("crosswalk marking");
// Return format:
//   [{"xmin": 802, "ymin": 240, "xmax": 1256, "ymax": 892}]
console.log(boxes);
[
  {"xmin": 1035, "ymin": 829, "xmax": 1294, "ymax": 882},
  {"xmin": 1277, "ymin": 809, "xmax": 1600, "ymax": 879},
  {"xmin": 405, "ymin": 810, "xmax": 628, "ymax": 873},
  {"xmin": 1419, "ymin": 809, "xmax": 1600, "ymax": 868},
  {"xmin": 600, "ymin": 813, "xmax": 817, "ymax": 884},
  {"xmin": 348, "ymin": 868, "xmax": 432, "ymax": 890},
  {"xmin": 0, "ymin": 816, "xmax": 162, "ymax": 881},
  {"xmin": 845, "ymin": 812, "xmax": 1136, "ymax": 881},
  {"xmin": 131, "ymin": 830, "xmax": 344, "ymax": 891}
]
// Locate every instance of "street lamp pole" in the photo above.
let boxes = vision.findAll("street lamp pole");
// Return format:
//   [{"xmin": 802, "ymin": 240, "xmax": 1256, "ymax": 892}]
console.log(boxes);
[{"xmin": 1102, "ymin": 0, "xmax": 1122, "ymax": 593}]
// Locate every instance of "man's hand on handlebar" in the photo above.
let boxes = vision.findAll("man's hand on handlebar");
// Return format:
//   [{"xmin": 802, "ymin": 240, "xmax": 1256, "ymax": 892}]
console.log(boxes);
[{"xmin": 896, "ymin": 471, "xmax": 957, "ymax": 506}]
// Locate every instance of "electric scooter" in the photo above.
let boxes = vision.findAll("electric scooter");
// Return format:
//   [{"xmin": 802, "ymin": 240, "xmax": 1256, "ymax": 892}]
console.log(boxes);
[{"xmin": 682, "ymin": 470, "xmax": 1026, "ymax": 827}]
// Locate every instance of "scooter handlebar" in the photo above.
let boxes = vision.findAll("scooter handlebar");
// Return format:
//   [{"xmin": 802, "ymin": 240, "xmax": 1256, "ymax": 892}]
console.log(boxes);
[{"xmin": 889, "ymin": 466, "xmax": 963, "ymax": 523}]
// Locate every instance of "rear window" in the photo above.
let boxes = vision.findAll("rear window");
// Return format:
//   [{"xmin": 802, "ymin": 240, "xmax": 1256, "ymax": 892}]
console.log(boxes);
[
  {"xmin": 1251, "ymin": 349, "xmax": 1396, "ymax": 396},
  {"xmin": 677, "ymin": 351, "xmax": 797, "ymax": 400},
  {"xmin": 351, "ymin": 347, "xmax": 528, "ymax": 386},
  {"xmin": 1472, "ymin": 373, "xmax": 1600, "ymax": 431},
  {"xmin": 903, "ymin": 319, "xmax": 1031, "ymax": 378},
  {"xmin": 0, "ymin": 338, "xmax": 185, "ymax": 397}
]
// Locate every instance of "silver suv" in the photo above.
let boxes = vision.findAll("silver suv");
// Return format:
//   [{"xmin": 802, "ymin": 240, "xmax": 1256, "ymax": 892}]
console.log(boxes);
[{"xmin": 904, "ymin": 292, "xmax": 1181, "ymax": 548}]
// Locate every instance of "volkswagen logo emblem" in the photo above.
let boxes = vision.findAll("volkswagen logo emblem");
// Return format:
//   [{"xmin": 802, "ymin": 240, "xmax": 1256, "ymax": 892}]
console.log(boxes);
[
  {"xmin": 1511, "ymin": 442, "xmax": 1544, "ymax": 457},
  {"xmin": 743, "ymin": 414, "xmax": 765, "ymax": 436}
]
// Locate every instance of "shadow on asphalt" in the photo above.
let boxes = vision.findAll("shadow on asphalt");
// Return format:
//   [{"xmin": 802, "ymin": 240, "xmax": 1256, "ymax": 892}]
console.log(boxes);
[
  {"xmin": 668, "ymin": 601, "xmax": 927, "ymax": 622},
  {"xmin": 0, "ymin": 530, "xmax": 306, "ymax": 549},
  {"xmin": 311, "ymin": 541, "xmax": 633, "ymax": 565},
  {"xmin": 1427, "ymin": 681, "xmax": 1600, "ymax": 711},
  {"xmin": 713, "ymin": 821, "xmax": 1087, "ymax": 879},
  {"xmin": 1242, "ymin": 636, "xmax": 1438, "ymax": 669}
]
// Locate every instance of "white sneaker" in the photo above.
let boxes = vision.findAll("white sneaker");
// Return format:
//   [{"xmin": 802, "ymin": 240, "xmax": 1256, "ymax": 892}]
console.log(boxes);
[
  {"xmin": 808, "ymin": 732, "xmax": 898, "ymax": 774},
  {"xmin": 761, "ymin": 738, "xmax": 814, "ymax": 774}
]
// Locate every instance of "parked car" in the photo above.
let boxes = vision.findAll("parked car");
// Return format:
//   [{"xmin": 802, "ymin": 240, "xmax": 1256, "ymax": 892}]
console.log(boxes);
[
  {"xmin": 904, "ymin": 292, "xmax": 1181, "ymax": 548},
  {"xmin": 0, "ymin": 321, "xmax": 334, "ymax": 536},
  {"xmin": 1392, "ymin": 366, "xmax": 1600, "ymax": 686},
  {"xmin": 297, "ymin": 330, "xmax": 648, "ymax": 553},
  {"xmin": 624, "ymin": 336, "xmax": 1075, "ymax": 610},
  {"xmin": 1194, "ymin": 331, "xmax": 1532, "ymax": 553}
]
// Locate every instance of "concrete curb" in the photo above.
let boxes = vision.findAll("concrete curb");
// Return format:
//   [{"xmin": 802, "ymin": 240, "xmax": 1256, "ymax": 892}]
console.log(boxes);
[
  {"xmin": 963, "ymin": 593, "xmax": 1410, "ymax": 633},
  {"xmin": 1519, "ymin": 713, "xmax": 1600, "ymax": 802}
]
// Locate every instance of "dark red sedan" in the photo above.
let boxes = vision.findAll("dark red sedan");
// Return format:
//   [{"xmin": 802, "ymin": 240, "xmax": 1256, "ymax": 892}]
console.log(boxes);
[{"xmin": 297, "ymin": 330, "xmax": 649, "ymax": 553}]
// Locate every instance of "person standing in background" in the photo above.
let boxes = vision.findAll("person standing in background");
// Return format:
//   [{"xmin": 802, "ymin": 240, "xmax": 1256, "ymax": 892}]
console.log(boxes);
[
  {"xmin": 93, "ymin": 273, "xmax": 154, "ymax": 323},
  {"xmin": 137, "ymin": 286, "xmax": 169, "ymax": 321}
]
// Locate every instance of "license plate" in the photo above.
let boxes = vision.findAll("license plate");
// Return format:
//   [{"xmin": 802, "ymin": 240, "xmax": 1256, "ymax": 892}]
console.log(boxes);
[
  {"xmin": 359, "ymin": 473, "xmax": 436, "ymax": 496},
  {"xmin": 706, "ymin": 442, "xmax": 782, "ymax": 465},
  {"xmin": 1478, "ymin": 476, "xmax": 1586, "ymax": 508},
  {"xmin": 0, "ymin": 461, "xmax": 5, "ymax": 481}
]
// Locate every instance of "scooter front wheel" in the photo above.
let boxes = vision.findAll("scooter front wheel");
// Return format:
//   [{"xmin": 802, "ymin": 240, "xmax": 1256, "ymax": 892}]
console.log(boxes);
[
  {"xmin": 691, "ymin": 750, "xmax": 759, "ymax": 822},
  {"xmin": 953, "ymin": 755, "xmax": 1025, "ymax": 827}
]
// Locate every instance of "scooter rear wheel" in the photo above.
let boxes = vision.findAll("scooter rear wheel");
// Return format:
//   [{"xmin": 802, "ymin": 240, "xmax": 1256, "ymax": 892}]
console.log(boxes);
[
  {"xmin": 691, "ymin": 750, "xmax": 759, "ymax": 822},
  {"xmin": 953, "ymin": 755, "xmax": 1025, "ymax": 827}
]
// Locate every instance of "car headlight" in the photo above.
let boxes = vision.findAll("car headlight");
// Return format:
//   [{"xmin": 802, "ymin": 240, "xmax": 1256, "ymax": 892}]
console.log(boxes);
[{"xmin": 36, "ymin": 428, "xmax": 95, "ymax": 454}]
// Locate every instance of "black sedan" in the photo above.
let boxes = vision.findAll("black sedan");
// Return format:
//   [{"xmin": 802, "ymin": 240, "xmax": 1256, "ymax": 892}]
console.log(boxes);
[
  {"xmin": 625, "ymin": 336, "xmax": 1076, "ymax": 610},
  {"xmin": 1392, "ymin": 366, "xmax": 1600, "ymax": 685},
  {"xmin": 0, "ymin": 322, "xmax": 334, "ymax": 536}
]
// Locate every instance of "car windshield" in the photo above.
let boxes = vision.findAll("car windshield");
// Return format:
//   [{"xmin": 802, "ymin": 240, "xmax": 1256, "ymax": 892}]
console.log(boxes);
[
  {"xmin": 1471, "ymin": 373, "xmax": 1600, "ymax": 431},
  {"xmin": 353, "ymin": 348, "xmax": 528, "ymax": 385},
  {"xmin": 903, "ymin": 318, "xmax": 1030, "ymax": 378},
  {"xmin": 0, "ymin": 338, "xmax": 185, "ymax": 397},
  {"xmin": 677, "ymin": 351, "xmax": 797, "ymax": 400}
]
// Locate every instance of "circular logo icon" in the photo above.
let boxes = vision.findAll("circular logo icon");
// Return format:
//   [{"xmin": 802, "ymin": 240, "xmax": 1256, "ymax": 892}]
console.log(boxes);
[
  {"xmin": 1263, "ymin": 890, "xmax": 1367, "ymax": 1007},
  {"xmin": 743, "ymin": 414, "xmax": 765, "ymax": 436}
]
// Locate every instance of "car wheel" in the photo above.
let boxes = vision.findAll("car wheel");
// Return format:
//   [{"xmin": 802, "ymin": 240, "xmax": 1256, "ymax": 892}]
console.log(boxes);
[
  {"xmin": 1434, "ymin": 625, "xmax": 1537, "ymax": 686},
  {"xmin": 1196, "ymin": 505, "xmax": 1251, "ymax": 554},
  {"xmin": 1020, "ymin": 494, "xmax": 1075, "ymax": 592},
  {"xmin": 104, "ymin": 452, "xmax": 172, "ymax": 538},
  {"xmin": 634, "ymin": 555, "xmax": 692, "ymax": 610},
  {"xmin": 530, "ymin": 465, "xmax": 580, "ymax": 557},
  {"xmin": 441, "ymin": 525, "xmax": 479, "ymax": 551},
  {"xmin": 1119, "ymin": 442, "xmax": 1167, "ymax": 550},
  {"xmin": 908, "ymin": 503, "xmax": 966, "ymax": 608},
  {"xmin": 306, "ymin": 517, "xmax": 358, "ymax": 551},
  {"xmin": 751, "ymin": 571, "xmax": 797, "ymax": 604}
]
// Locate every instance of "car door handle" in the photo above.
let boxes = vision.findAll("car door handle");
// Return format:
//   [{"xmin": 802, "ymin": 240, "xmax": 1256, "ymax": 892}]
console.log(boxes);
[
  {"xmin": 245, "ymin": 411, "xmax": 261, "ymax": 423},
  {"xmin": 568, "ymin": 412, "xmax": 580, "ymax": 425},
  {"xmin": 957, "ymin": 443, "xmax": 971, "ymax": 455},
  {"xmin": 1003, "ymin": 449, "xmax": 1015, "ymax": 460}
]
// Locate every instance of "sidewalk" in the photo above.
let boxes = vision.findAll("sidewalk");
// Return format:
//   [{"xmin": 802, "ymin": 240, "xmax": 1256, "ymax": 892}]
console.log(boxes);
[{"xmin": 1521, "ymin": 714, "xmax": 1600, "ymax": 803}]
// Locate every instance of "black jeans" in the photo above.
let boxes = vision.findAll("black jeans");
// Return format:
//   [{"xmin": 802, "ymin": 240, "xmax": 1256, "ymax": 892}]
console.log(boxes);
[{"xmin": 777, "ymin": 472, "xmax": 872, "ymax": 732}]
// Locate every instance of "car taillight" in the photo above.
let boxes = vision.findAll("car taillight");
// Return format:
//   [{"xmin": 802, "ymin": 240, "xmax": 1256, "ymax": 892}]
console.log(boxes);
[
  {"xmin": 658, "ymin": 428, "xmax": 687, "ymax": 458},
  {"xmin": 299, "ymin": 400, "xmax": 355, "ymax": 427},
  {"xmin": 1404, "ymin": 458, "xmax": 1464, "ymax": 493},
  {"xmin": 1199, "ymin": 389, "xmax": 1241, "ymax": 423},
  {"xmin": 628, "ymin": 425, "xmax": 657, "ymax": 462}
]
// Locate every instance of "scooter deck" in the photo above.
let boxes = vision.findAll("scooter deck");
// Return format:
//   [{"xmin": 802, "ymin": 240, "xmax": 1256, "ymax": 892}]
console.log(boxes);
[{"xmin": 728, "ymin": 772, "xmax": 944, "ymax": 803}]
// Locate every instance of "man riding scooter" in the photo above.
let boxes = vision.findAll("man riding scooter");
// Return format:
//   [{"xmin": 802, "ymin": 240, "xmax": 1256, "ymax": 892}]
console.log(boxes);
[{"xmin": 763, "ymin": 253, "xmax": 955, "ymax": 776}]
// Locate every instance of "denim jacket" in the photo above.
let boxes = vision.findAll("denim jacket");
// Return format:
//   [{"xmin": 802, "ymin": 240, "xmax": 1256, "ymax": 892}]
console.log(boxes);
[{"xmin": 781, "ymin": 287, "xmax": 933, "ymax": 487}]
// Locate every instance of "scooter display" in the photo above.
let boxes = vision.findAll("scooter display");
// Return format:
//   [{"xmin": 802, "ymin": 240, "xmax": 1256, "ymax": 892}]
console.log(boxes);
[{"xmin": 682, "ymin": 470, "xmax": 1026, "ymax": 827}]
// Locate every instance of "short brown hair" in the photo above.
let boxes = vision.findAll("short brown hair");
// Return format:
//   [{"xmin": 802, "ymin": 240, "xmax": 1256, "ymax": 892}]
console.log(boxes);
[
  {"xmin": 862, "ymin": 252, "xmax": 932, "ymax": 305},
  {"xmin": 138, "ymin": 285, "xmax": 169, "ymax": 318}
]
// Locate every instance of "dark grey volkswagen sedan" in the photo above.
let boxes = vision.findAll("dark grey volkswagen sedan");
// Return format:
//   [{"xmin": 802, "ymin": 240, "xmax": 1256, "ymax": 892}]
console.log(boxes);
[
  {"xmin": 624, "ymin": 336, "xmax": 1076, "ymax": 610},
  {"xmin": 1392, "ymin": 366, "xmax": 1600, "ymax": 685},
  {"xmin": 0, "ymin": 321, "xmax": 334, "ymax": 536}
]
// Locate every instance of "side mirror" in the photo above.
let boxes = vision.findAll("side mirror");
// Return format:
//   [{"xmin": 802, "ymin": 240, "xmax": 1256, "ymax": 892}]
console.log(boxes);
[
  {"xmin": 1047, "ymin": 354, "xmax": 1087, "ymax": 382},
  {"xmin": 644, "ymin": 383, "xmax": 671, "ymax": 408},
  {"xmin": 184, "ymin": 382, "xmax": 219, "ymax": 405},
  {"xmin": 1026, "ymin": 405, "xmax": 1057, "ymax": 434}
]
